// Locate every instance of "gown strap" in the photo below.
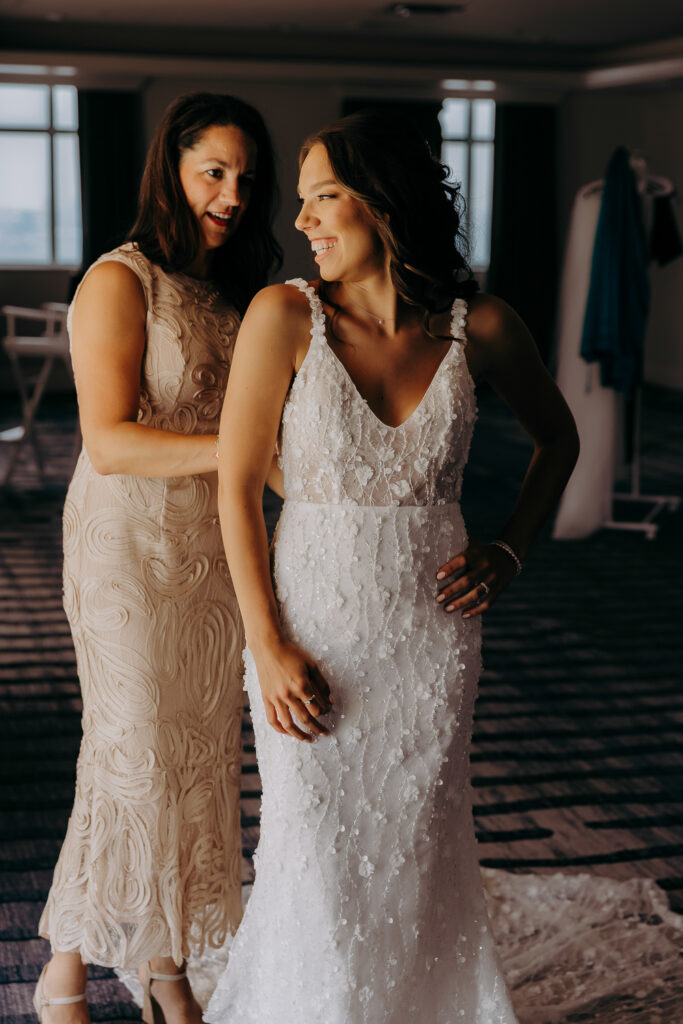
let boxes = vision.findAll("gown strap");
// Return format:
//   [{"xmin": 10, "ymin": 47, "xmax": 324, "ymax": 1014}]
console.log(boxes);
[
  {"xmin": 285, "ymin": 278, "xmax": 327, "ymax": 347},
  {"xmin": 449, "ymin": 296, "xmax": 469, "ymax": 344},
  {"xmin": 286, "ymin": 280, "xmax": 469, "ymax": 351}
]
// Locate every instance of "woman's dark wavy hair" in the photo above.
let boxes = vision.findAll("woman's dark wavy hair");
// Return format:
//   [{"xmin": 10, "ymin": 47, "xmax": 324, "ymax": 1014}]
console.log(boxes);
[
  {"xmin": 300, "ymin": 109, "xmax": 478, "ymax": 318},
  {"xmin": 129, "ymin": 92, "xmax": 282, "ymax": 314}
]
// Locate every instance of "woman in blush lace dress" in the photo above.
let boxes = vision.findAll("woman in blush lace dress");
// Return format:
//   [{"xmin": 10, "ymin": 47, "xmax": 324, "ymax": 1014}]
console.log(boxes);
[
  {"xmin": 206, "ymin": 111, "xmax": 579, "ymax": 1024},
  {"xmin": 34, "ymin": 93, "xmax": 282, "ymax": 1024}
]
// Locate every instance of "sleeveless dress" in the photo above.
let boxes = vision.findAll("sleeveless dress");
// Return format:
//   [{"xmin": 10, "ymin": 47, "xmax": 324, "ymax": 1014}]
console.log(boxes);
[
  {"xmin": 38, "ymin": 243, "xmax": 246, "ymax": 969},
  {"xmin": 205, "ymin": 279, "xmax": 518, "ymax": 1023}
]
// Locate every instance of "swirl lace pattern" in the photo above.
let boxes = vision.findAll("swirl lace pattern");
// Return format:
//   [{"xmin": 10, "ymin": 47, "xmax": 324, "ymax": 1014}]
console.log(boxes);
[{"xmin": 38, "ymin": 244, "xmax": 245, "ymax": 968}]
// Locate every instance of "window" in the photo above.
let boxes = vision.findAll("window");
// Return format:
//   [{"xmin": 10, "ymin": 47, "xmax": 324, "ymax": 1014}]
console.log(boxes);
[
  {"xmin": 0, "ymin": 83, "xmax": 82, "ymax": 267},
  {"xmin": 439, "ymin": 98, "xmax": 495, "ymax": 270}
]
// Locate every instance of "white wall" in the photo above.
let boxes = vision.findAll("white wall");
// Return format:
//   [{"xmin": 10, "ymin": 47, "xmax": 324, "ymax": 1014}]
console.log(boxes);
[{"xmin": 559, "ymin": 86, "xmax": 683, "ymax": 390}]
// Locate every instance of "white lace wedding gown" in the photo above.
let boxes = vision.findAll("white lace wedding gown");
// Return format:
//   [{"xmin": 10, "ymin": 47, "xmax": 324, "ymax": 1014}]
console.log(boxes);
[{"xmin": 205, "ymin": 279, "xmax": 518, "ymax": 1023}]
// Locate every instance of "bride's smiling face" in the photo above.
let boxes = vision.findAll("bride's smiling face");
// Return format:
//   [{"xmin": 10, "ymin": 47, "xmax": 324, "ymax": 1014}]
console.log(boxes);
[{"xmin": 295, "ymin": 143, "xmax": 385, "ymax": 281}]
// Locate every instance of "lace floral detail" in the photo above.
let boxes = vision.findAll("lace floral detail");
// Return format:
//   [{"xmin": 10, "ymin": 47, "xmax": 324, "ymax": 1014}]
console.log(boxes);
[
  {"xmin": 39, "ymin": 244, "xmax": 245, "ymax": 968},
  {"xmin": 120, "ymin": 868, "xmax": 683, "ymax": 1022},
  {"xmin": 204, "ymin": 278, "xmax": 683, "ymax": 1023},
  {"xmin": 485, "ymin": 869, "xmax": 683, "ymax": 1023},
  {"xmin": 279, "ymin": 278, "xmax": 476, "ymax": 508},
  {"xmin": 205, "ymin": 281, "xmax": 520, "ymax": 1023}
]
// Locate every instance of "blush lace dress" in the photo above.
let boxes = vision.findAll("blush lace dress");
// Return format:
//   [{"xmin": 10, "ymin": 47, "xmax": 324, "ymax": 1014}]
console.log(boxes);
[
  {"xmin": 38, "ymin": 243, "xmax": 245, "ymax": 969},
  {"xmin": 205, "ymin": 278, "xmax": 518, "ymax": 1023}
]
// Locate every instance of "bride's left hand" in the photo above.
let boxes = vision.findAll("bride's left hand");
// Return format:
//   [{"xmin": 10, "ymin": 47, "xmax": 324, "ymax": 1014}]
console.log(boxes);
[{"xmin": 435, "ymin": 539, "xmax": 518, "ymax": 619}]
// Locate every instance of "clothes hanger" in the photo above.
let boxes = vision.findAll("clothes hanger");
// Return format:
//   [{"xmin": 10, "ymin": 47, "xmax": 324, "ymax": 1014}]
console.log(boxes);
[
  {"xmin": 581, "ymin": 149, "xmax": 674, "ymax": 198},
  {"xmin": 629, "ymin": 152, "xmax": 674, "ymax": 196}
]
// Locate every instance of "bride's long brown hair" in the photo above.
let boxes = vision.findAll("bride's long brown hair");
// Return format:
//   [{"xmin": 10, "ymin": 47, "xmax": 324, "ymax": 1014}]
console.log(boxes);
[{"xmin": 300, "ymin": 109, "xmax": 478, "ymax": 323}]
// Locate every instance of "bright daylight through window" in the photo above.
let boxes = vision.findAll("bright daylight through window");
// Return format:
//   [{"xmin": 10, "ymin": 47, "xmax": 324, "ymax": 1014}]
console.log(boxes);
[
  {"xmin": 0, "ymin": 83, "xmax": 82, "ymax": 267},
  {"xmin": 439, "ymin": 97, "xmax": 495, "ymax": 270}
]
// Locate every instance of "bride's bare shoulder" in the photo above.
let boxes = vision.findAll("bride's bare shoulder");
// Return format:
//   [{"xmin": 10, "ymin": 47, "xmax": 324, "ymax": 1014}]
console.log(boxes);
[
  {"xmin": 466, "ymin": 292, "xmax": 523, "ymax": 340},
  {"xmin": 244, "ymin": 281, "xmax": 314, "ymax": 322},
  {"xmin": 238, "ymin": 283, "xmax": 317, "ymax": 369},
  {"xmin": 456, "ymin": 292, "xmax": 539, "ymax": 382}
]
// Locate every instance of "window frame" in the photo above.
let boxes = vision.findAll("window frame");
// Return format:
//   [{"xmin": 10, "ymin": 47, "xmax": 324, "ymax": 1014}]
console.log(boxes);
[
  {"xmin": 0, "ymin": 82, "xmax": 81, "ymax": 270},
  {"xmin": 439, "ymin": 95, "xmax": 496, "ymax": 273}
]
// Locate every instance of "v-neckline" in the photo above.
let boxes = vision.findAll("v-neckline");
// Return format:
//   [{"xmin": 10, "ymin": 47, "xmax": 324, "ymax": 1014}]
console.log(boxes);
[
  {"xmin": 322, "ymin": 337, "xmax": 456, "ymax": 432},
  {"xmin": 315, "ymin": 303, "xmax": 457, "ymax": 433}
]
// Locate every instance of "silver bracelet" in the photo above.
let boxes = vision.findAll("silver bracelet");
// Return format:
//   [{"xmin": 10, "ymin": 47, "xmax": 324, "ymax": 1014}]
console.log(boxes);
[{"xmin": 490, "ymin": 539, "xmax": 523, "ymax": 576}]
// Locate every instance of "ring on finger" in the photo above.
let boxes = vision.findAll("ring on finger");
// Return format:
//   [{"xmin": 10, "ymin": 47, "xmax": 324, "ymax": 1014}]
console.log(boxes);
[
  {"xmin": 302, "ymin": 695, "xmax": 316, "ymax": 706},
  {"xmin": 478, "ymin": 581, "xmax": 490, "ymax": 599}
]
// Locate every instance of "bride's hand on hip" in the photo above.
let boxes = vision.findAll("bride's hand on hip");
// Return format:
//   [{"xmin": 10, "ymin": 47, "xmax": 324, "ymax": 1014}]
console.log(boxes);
[
  {"xmin": 435, "ymin": 539, "xmax": 518, "ymax": 619},
  {"xmin": 252, "ymin": 637, "xmax": 333, "ymax": 742}
]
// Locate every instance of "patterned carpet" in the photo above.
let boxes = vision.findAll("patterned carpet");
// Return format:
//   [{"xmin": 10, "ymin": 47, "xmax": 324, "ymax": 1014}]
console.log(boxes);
[{"xmin": 1, "ymin": 384, "xmax": 681, "ymax": 1022}]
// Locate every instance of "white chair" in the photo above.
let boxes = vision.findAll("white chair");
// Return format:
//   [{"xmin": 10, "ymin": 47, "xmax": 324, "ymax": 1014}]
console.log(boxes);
[{"xmin": 1, "ymin": 302, "xmax": 81, "ymax": 486}]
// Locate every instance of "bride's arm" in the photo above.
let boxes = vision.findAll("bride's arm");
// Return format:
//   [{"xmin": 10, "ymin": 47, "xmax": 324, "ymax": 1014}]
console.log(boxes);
[
  {"xmin": 436, "ymin": 293, "xmax": 579, "ymax": 618},
  {"xmin": 71, "ymin": 261, "xmax": 219, "ymax": 477},
  {"xmin": 217, "ymin": 285, "xmax": 332, "ymax": 741}
]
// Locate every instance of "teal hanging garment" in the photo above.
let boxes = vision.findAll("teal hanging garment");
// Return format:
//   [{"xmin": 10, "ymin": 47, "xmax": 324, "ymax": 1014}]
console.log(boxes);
[{"xmin": 580, "ymin": 147, "xmax": 649, "ymax": 395}]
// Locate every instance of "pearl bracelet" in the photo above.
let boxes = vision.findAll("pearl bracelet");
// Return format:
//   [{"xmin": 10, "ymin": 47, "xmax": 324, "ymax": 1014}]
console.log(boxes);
[{"xmin": 490, "ymin": 539, "xmax": 523, "ymax": 576}]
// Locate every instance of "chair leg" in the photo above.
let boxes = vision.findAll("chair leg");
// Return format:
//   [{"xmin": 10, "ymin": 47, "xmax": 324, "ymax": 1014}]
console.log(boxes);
[
  {"xmin": 20, "ymin": 357, "xmax": 54, "ymax": 478},
  {"xmin": 1, "ymin": 356, "xmax": 54, "ymax": 485}
]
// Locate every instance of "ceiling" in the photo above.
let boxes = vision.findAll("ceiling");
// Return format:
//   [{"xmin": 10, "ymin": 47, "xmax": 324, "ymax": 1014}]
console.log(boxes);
[{"xmin": 1, "ymin": 0, "xmax": 682, "ymax": 55}]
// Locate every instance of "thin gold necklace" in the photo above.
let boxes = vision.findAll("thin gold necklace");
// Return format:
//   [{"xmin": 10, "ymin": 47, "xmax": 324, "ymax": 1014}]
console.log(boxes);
[{"xmin": 342, "ymin": 291, "xmax": 397, "ymax": 326}]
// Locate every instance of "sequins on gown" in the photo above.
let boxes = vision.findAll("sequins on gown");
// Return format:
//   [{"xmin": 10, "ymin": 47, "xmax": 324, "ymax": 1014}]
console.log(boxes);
[{"xmin": 205, "ymin": 278, "xmax": 519, "ymax": 1023}]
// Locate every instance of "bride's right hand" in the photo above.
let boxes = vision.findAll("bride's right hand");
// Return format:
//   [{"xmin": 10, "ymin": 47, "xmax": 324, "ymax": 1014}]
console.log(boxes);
[{"xmin": 252, "ymin": 638, "xmax": 333, "ymax": 742}]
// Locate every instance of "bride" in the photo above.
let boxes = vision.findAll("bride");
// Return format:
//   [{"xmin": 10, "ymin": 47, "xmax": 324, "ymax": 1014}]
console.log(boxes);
[{"xmin": 205, "ymin": 110, "xmax": 579, "ymax": 1023}]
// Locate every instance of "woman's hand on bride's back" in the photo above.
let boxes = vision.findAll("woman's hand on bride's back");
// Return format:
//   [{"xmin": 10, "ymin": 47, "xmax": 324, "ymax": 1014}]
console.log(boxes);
[
  {"xmin": 252, "ymin": 637, "xmax": 333, "ymax": 742},
  {"xmin": 435, "ymin": 539, "xmax": 518, "ymax": 619}
]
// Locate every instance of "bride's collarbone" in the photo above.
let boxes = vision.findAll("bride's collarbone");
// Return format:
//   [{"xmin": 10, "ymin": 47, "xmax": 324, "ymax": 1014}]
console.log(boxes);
[
  {"xmin": 331, "ymin": 315, "xmax": 448, "ymax": 362},
  {"xmin": 327, "ymin": 336, "xmax": 455, "ymax": 428},
  {"xmin": 333, "ymin": 319, "xmax": 451, "ymax": 375}
]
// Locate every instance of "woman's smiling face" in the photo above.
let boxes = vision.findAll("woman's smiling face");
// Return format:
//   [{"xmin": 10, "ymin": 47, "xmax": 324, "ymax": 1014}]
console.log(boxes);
[
  {"xmin": 179, "ymin": 123, "xmax": 257, "ymax": 255},
  {"xmin": 295, "ymin": 143, "xmax": 385, "ymax": 282}
]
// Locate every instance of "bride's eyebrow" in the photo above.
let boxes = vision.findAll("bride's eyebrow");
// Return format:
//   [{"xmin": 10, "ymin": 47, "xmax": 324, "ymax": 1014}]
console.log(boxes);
[{"xmin": 298, "ymin": 179, "xmax": 338, "ymax": 197}]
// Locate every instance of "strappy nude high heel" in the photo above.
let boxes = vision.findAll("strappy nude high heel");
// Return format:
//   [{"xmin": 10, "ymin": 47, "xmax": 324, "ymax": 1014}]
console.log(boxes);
[
  {"xmin": 140, "ymin": 963, "xmax": 188, "ymax": 1024},
  {"xmin": 33, "ymin": 964, "xmax": 87, "ymax": 1023}
]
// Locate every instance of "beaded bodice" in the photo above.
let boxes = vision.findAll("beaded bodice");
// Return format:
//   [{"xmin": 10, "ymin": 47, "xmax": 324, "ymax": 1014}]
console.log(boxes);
[{"xmin": 279, "ymin": 279, "xmax": 476, "ymax": 507}]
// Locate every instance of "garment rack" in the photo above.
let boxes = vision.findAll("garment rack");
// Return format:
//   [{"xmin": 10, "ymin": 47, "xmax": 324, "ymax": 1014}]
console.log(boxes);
[{"xmin": 604, "ymin": 387, "xmax": 680, "ymax": 540}]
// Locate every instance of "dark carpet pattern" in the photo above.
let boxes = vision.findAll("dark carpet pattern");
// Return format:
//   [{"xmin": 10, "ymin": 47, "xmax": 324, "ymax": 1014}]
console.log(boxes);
[{"xmin": 1, "ymin": 385, "xmax": 682, "ymax": 1022}]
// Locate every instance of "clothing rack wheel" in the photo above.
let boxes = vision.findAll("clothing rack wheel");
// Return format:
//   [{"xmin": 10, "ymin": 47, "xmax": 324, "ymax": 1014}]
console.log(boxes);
[{"xmin": 605, "ymin": 387, "xmax": 680, "ymax": 540}]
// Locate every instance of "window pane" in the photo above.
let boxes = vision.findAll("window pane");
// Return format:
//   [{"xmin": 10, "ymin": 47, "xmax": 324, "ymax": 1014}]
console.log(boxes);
[
  {"xmin": 54, "ymin": 133, "xmax": 82, "ymax": 265},
  {"xmin": 0, "ymin": 132, "xmax": 51, "ymax": 264},
  {"xmin": 53, "ymin": 85, "xmax": 78, "ymax": 130},
  {"xmin": 469, "ymin": 142, "xmax": 494, "ymax": 268},
  {"xmin": 442, "ymin": 140, "xmax": 468, "ymax": 198},
  {"xmin": 439, "ymin": 99, "xmax": 469, "ymax": 139},
  {"xmin": 0, "ymin": 84, "xmax": 50, "ymax": 129},
  {"xmin": 472, "ymin": 99, "xmax": 495, "ymax": 141}
]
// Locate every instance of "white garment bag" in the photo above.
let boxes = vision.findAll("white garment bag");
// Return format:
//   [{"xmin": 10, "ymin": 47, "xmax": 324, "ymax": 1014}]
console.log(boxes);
[
  {"xmin": 553, "ymin": 165, "xmax": 676, "ymax": 540},
  {"xmin": 552, "ymin": 188, "xmax": 617, "ymax": 539}
]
